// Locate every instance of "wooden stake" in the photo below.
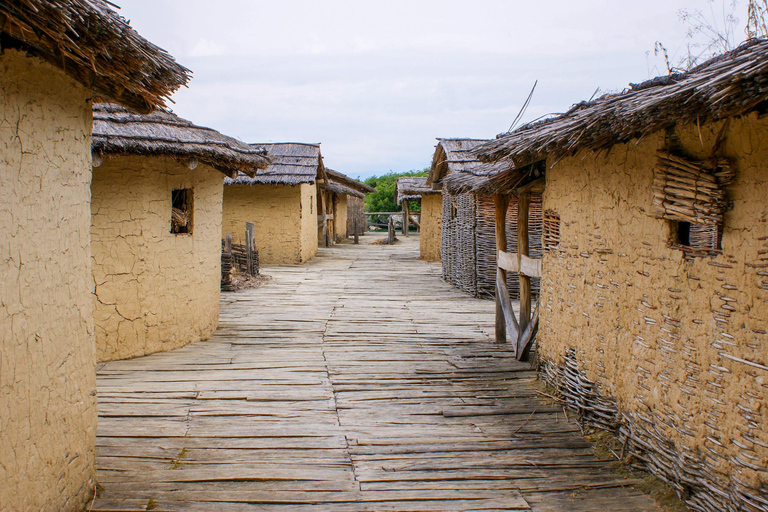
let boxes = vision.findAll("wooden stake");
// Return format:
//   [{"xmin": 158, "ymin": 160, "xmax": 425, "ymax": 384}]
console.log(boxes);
[
  {"xmin": 518, "ymin": 191, "xmax": 531, "ymax": 333},
  {"xmin": 403, "ymin": 202, "xmax": 410, "ymax": 237},
  {"xmin": 493, "ymin": 193, "xmax": 511, "ymax": 344}
]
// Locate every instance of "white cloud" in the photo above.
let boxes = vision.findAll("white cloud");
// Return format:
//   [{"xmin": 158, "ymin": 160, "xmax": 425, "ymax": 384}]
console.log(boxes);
[{"xmin": 118, "ymin": 0, "xmax": 750, "ymax": 178}]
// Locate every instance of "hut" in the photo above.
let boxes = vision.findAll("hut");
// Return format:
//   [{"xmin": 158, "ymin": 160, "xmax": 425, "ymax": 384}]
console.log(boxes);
[
  {"xmin": 467, "ymin": 40, "xmax": 768, "ymax": 512},
  {"xmin": 222, "ymin": 143, "xmax": 327, "ymax": 264},
  {"xmin": 428, "ymin": 138, "xmax": 543, "ymax": 298},
  {"xmin": 325, "ymin": 168, "xmax": 376, "ymax": 241},
  {"xmin": 90, "ymin": 104, "xmax": 270, "ymax": 362},
  {"xmin": 394, "ymin": 176, "xmax": 442, "ymax": 260},
  {"xmin": 0, "ymin": 1, "xmax": 188, "ymax": 509}
]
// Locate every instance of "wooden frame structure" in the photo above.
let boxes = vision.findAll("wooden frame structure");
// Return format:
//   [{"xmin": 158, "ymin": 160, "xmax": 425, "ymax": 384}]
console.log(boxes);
[{"xmin": 492, "ymin": 179, "xmax": 544, "ymax": 360}]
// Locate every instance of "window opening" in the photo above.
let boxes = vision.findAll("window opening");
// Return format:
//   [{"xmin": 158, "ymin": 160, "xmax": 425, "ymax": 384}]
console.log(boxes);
[{"xmin": 171, "ymin": 188, "xmax": 193, "ymax": 234}]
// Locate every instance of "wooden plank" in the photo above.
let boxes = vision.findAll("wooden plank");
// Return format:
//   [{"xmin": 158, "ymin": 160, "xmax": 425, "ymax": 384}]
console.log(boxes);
[
  {"xmin": 519, "ymin": 254, "xmax": 541, "ymax": 278},
  {"xmin": 497, "ymin": 250, "xmax": 519, "ymax": 273},
  {"xmin": 93, "ymin": 235, "xmax": 657, "ymax": 512}
]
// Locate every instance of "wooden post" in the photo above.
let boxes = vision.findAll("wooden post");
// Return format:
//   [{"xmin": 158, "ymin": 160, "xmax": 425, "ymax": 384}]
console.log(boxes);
[
  {"xmin": 518, "ymin": 191, "xmax": 531, "ymax": 333},
  {"xmin": 320, "ymin": 190, "xmax": 328, "ymax": 247},
  {"xmin": 353, "ymin": 214, "xmax": 359, "ymax": 244},
  {"xmin": 245, "ymin": 223, "xmax": 255, "ymax": 276},
  {"xmin": 403, "ymin": 202, "xmax": 410, "ymax": 236},
  {"xmin": 493, "ymin": 194, "xmax": 511, "ymax": 343}
]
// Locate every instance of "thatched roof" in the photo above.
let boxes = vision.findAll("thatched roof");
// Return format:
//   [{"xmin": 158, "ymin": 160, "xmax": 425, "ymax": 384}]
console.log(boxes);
[
  {"xmin": 428, "ymin": 138, "xmax": 490, "ymax": 186},
  {"xmin": 226, "ymin": 143, "xmax": 323, "ymax": 186},
  {"xmin": 324, "ymin": 169, "xmax": 376, "ymax": 198},
  {"xmin": 92, "ymin": 103, "xmax": 270, "ymax": 178},
  {"xmin": 395, "ymin": 177, "xmax": 438, "ymax": 205},
  {"xmin": 462, "ymin": 39, "xmax": 768, "ymax": 195},
  {"xmin": 0, "ymin": 0, "xmax": 190, "ymax": 113}
]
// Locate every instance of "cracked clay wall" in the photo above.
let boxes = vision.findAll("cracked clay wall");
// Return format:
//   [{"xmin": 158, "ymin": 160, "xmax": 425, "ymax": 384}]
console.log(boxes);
[
  {"xmin": 420, "ymin": 194, "xmax": 443, "ymax": 261},
  {"xmin": 300, "ymin": 183, "xmax": 319, "ymax": 262},
  {"xmin": 91, "ymin": 156, "xmax": 223, "ymax": 362},
  {"xmin": 0, "ymin": 50, "xmax": 96, "ymax": 511},
  {"xmin": 539, "ymin": 113, "xmax": 767, "ymax": 505},
  {"xmin": 334, "ymin": 194, "xmax": 348, "ymax": 241},
  {"xmin": 222, "ymin": 183, "xmax": 317, "ymax": 264}
]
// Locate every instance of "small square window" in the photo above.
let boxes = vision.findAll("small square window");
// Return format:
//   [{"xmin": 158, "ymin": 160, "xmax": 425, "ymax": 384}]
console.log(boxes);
[
  {"xmin": 670, "ymin": 220, "xmax": 722, "ymax": 255},
  {"xmin": 171, "ymin": 188, "xmax": 193, "ymax": 234}
]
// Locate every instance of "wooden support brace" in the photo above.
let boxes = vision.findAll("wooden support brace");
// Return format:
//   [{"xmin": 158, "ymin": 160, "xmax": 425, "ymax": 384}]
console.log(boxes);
[{"xmin": 517, "ymin": 299, "xmax": 540, "ymax": 361}]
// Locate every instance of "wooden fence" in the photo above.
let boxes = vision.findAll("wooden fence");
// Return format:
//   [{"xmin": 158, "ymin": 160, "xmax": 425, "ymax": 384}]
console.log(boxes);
[{"xmin": 222, "ymin": 222, "xmax": 258, "ymax": 290}]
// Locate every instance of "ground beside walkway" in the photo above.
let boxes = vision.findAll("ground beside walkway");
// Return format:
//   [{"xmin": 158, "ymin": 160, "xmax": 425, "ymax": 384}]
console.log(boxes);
[{"xmin": 92, "ymin": 235, "xmax": 659, "ymax": 511}]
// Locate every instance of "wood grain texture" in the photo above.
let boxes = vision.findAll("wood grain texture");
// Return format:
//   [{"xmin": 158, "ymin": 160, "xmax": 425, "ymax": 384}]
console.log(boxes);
[{"xmin": 92, "ymin": 235, "xmax": 657, "ymax": 511}]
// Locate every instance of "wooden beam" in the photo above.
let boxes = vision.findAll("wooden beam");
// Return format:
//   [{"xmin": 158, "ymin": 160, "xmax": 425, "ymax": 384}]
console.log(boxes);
[
  {"xmin": 517, "ymin": 176, "xmax": 546, "ymax": 195},
  {"xmin": 496, "ymin": 268, "xmax": 519, "ymax": 352},
  {"xmin": 518, "ymin": 191, "xmax": 531, "ymax": 333},
  {"xmin": 493, "ymin": 193, "xmax": 511, "ymax": 344},
  {"xmin": 519, "ymin": 254, "xmax": 541, "ymax": 278},
  {"xmin": 497, "ymin": 250, "xmax": 519, "ymax": 273}
]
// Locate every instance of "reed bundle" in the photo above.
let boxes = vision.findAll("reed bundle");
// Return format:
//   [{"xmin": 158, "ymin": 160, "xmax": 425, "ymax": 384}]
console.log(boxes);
[
  {"xmin": 463, "ymin": 39, "xmax": 768, "ymax": 196},
  {"xmin": 651, "ymin": 151, "xmax": 734, "ymax": 226}
]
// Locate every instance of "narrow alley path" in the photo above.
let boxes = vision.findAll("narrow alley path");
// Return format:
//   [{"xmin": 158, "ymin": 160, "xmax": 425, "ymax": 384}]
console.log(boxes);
[{"xmin": 92, "ymin": 235, "xmax": 658, "ymax": 511}]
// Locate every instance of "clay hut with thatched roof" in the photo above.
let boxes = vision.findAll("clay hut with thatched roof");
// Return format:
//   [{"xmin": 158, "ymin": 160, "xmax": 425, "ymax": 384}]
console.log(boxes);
[
  {"xmin": 223, "ymin": 143, "xmax": 332, "ymax": 264},
  {"xmin": 0, "ymin": 1, "xmax": 188, "ymax": 508},
  {"xmin": 427, "ymin": 138, "xmax": 543, "ymax": 298},
  {"xmin": 394, "ymin": 176, "xmax": 442, "ymax": 260},
  {"xmin": 90, "ymin": 103, "xmax": 270, "ymax": 363},
  {"xmin": 464, "ymin": 40, "xmax": 768, "ymax": 512},
  {"xmin": 325, "ymin": 168, "xmax": 376, "ymax": 241}
]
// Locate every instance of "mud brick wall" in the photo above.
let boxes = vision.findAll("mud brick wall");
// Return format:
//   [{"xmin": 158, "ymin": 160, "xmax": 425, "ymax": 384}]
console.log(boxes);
[
  {"xmin": 91, "ymin": 156, "xmax": 223, "ymax": 362},
  {"xmin": 222, "ymin": 183, "xmax": 318, "ymax": 264},
  {"xmin": 0, "ymin": 50, "xmax": 96, "ymax": 511},
  {"xmin": 538, "ymin": 113, "xmax": 768, "ymax": 511},
  {"xmin": 420, "ymin": 193, "xmax": 443, "ymax": 262}
]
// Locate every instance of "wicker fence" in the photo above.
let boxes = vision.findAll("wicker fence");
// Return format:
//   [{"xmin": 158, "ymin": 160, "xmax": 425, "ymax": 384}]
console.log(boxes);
[{"xmin": 442, "ymin": 191, "xmax": 543, "ymax": 300}]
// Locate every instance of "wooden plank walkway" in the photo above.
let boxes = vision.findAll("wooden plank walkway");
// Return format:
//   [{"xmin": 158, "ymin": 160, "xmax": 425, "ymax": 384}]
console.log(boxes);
[{"xmin": 93, "ymin": 235, "xmax": 659, "ymax": 511}]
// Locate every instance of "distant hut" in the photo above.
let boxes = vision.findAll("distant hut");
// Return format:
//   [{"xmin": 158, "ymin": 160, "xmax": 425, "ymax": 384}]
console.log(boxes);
[
  {"xmin": 395, "ymin": 177, "xmax": 442, "ymax": 260},
  {"xmin": 428, "ymin": 138, "xmax": 543, "ymax": 299},
  {"xmin": 90, "ymin": 104, "xmax": 269, "ymax": 362},
  {"xmin": 0, "ymin": 1, "xmax": 188, "ymax": 509},
  {"xmin": 325, "ymin": 169, "xmax": 376, "ymax": 241},
  {"xmin": 223, "ymin": 143, "xmax": 329, "ymax": 264},
  {"xmin": 468, "ymin": 40, "xmax": 768, "ymax": 512}
]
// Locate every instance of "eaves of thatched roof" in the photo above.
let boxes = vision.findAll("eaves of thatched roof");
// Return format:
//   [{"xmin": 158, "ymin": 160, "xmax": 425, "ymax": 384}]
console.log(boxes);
[
  {"xmin": 394, "ymin": 176, "xmax": 438, "ymax": 205},
  {"xmin": 428, "ymin": 138, "xmax": 490, "ymax": 187},
  {"xmin": 92, "ymin": 103, "xmax": 270, "ymax": 178},
  {"xmin": 324, "ymin": 168, "xmax": 376, "ymax": 198},
  {"xmin": 0, "ymin": 0, "xmax": 190, "ymax": 113},
  {"xmin": 226, "ymin": 143, "xmax": 323, "ymax": 186},
  {"xmin": 463, "ymin": 38, "xmax": 768, "ymax": 195}
]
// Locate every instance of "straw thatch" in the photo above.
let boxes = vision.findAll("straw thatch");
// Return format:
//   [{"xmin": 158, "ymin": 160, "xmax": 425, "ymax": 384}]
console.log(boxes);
[
  {"xmin": 0, "ymin": 0, "xmax": 190, "ymax": 113},
  {"xmin": 462, "ymin": 39, "xmax": 768, "ymax": 195},
  {"xmin": 395, "ymin": 177, "xmax": 438, "ymax": 205},
  {"xmin": 324, "ymin": 168, "xmax": 376, "ymax": 198},
  {"xmin": 428, "ymin": 138, "xmax": 490, "ymax": 187},
  {"xmin": 226, "ymin": 143, "xmax": 323, "ymax": 186},
  {"xmin": 92, "ymin": 103, "xmax": 270, "ymax": 178}
]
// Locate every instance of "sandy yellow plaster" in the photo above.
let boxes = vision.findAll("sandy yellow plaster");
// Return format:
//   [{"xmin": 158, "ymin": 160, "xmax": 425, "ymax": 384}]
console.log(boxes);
[
  {"xmin": 91, "ymin": 156, "xmax": 223, "ymax": 362},
  {"xmin": 0, "ymin": 49, "xmax": 96, "ymax": 511}
]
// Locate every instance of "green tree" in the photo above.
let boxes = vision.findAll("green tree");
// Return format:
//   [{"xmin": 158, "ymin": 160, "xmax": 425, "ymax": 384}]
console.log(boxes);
[{"xmin": 364, "ymin": 168, "xmax": 428, "ymax": 213}]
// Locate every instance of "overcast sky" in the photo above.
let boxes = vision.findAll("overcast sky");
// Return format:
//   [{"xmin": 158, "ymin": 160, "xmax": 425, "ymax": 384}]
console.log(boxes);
[{"xmin": 119, "ymin": 0, "xmax": 749, "ymax": 180}]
